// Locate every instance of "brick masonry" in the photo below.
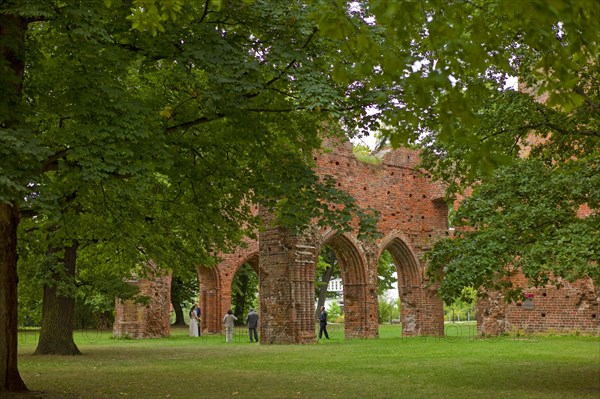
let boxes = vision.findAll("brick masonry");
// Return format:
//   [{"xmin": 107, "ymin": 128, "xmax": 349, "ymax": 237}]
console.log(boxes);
[
  {"xmin": 477, "ymin": 273, "xmax": 599, "ymax": 335},
  {"xmin": 113, "ymin": 140, "xmax": 598, "ymax": 340},
  {"xmin": 197, "ymin": 140, "xmax": 448, "ymax": 343},
  {"xmin": 113, "ymin": 264, "xmax": 171, "ymax": 339}
]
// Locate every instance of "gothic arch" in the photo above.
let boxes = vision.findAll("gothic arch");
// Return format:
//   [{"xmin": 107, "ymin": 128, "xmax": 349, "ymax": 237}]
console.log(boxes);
[
  {"xmin": 378, "ymin": 233, "xmax": 444, "ymax": 336},
  {"xmin": 198, "ymin": 240, "xmax": 259, "ymax": 334},
  {"xmin": 320, "ymin": 231, "xmax": 377, "ymax": 339}
]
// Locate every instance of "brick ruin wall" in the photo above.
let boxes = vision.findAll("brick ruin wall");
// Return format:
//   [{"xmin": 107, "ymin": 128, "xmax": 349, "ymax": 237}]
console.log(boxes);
[
  {"xmin": 113, "ymin": 269, "xmax": 171, "ymax": 339},
  {"xmin": 114, "ymin": 141, "xmax": 599, "ymax": 339},
  {"xmin": 478, "ymin": 274, "xmax": 599, "ymax": 335},
  {"xmin": 198, "ymin": 140, "xmax": 449, "ymax": 342}
]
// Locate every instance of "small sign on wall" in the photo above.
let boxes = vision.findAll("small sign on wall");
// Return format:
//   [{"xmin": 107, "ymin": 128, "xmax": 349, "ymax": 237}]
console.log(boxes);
[{"xmin": 523, "ymin": 293, "xmax": 535, "ymax": 310}]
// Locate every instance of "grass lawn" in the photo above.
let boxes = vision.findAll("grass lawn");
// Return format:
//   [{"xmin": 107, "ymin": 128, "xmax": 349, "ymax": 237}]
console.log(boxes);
[{"xmin": 11, "ymin": 323, "xmax": 600, "ymax": 399}]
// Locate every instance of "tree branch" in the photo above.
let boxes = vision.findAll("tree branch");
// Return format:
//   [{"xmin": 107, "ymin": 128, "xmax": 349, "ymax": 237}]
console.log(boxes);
[
  {"xmin": 166, "ymin": 114, "xmax": 225, "ymax": 132},
  {"xmin": 38, "ymin": 148, "xmax": 69, "ymax": 173}
]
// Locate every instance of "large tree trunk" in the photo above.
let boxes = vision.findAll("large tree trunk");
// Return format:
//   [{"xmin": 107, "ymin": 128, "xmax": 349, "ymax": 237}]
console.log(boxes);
[
  {"xmin": 171, "ymin": 301, "xmax": 186, "ymax": 326},
  {"xmin": 0, "ymin": 11, "xmax": 29, "ymax": 392},
  {"xmin": 0, "ymin": 203, "xmax": 27, "ymax": 392},
  {"xmin": 34, "ymin": 242, "xmax": 81, "ymax": 355}
]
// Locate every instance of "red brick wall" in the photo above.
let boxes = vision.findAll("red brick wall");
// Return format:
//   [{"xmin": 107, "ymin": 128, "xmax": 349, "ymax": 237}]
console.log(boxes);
[
  {"xmin": 478, "ymin": 273, "xmax": 599, "ymax": 335},
  {"xmin": 116, "ymin": 140, "xmax": 597, "ymax": 341},
  {"xmin": 113, "ymin": 265, "xmax": 171, "ymax": 339},
  {"xmin": 199, "ymin": 140, "xmax": 448, "ymax": 342}
]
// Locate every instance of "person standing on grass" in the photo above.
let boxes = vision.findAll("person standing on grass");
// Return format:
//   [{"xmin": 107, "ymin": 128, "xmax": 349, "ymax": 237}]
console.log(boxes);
[
  {"xmin": 223, "ymin": 309, "xmax": 238, "ymax": 343},
  {"xmin": 246, "ymin": 308, "xmax": 259, "ymax": 343},
  {"xmin": 318, "ymin": 306, "xmax": 329, "ymax": 340},
  {"xmin": 195, "ymin": 304, "xmax": 202, "ymax": 336},
  {"xmin": 189, "ymin": 304, "xmax": 199, "ymax": 337}
]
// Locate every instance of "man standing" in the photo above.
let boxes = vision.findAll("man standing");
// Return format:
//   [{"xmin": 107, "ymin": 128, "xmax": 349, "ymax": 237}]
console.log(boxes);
[
  {"xmin": 318, "ymin": 306, "xmax": 329, "ymax": 340},
  {"xmin": 223, "ymin": 309, "xmax": 238, "ymax": 343},
  {"xmin": 195, "ymin": 304, "xmax": 202, "ymax": 336},
  {"xmin": 246, "ymin": 308, "xmax": 259, "ymax": 343}
]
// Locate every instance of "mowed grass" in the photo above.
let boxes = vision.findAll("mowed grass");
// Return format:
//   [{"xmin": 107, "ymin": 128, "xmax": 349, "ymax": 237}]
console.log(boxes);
[{"xmin": 14, "ymin": 323, "xmax": 600, "ymax": 399}]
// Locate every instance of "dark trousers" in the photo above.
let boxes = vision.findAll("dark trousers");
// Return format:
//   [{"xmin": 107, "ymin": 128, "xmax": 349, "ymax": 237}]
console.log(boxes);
[
  {"xmin": 249, "ymin": 327, "xmax": 258, "ymax": 342},
  {"xmin": 318, "ymin": 323, "xmax": 329, "ymax": 339}
]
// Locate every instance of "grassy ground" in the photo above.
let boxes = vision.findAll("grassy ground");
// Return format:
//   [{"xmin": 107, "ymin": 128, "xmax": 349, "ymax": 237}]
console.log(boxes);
[{"xmin": 10, "ymin": 323, "xmax": 600, "ymax": 399}]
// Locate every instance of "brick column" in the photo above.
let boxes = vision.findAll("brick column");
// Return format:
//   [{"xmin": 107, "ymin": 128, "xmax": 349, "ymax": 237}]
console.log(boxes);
[
  {"xmin": 113, "ymin": 267, "xmax": 171, "ymax": 339},
  {"xmin": 259, "ymin": 223, "xmax": 317, "ymax": 344}
]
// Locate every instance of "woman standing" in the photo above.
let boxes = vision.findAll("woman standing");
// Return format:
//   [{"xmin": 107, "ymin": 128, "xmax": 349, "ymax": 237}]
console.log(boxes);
[
  {"xmin": 223, "ymin": 309, "xmax": 238, "ymax": 343},
  {"xmin": 189, "ymin": 304, "xmax": 199, "ymax": 337}
]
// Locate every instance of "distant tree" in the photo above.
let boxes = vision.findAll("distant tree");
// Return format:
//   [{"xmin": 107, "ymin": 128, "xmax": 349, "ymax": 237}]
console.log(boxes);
[
  {"xmin": 231, "ymin": 264, "xmax": 258, "ymax": 324},
  {"xmin": 315, "ymin": 247, "xmax": 338, "ymax": 319},
  {"xmin": 170, "ymin": 274, "xmax": 198, "ymax": 326},
  {"xmin": 377, "ymin": 251, "xmax": 398, "ymax": 296}
]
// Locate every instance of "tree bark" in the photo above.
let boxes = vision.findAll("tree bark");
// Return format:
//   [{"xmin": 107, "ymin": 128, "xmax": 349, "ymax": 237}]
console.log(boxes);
[
  {"xmin": 0, "ymin": 11, "xmax": 29, "ymax": 393},
  {"xmin": 0, "ymin": 203, "xmax": 28, "ymax": 392},
  {"xmin": 34, "ymin": 242, "xmax": 81, "ymax": 355},
  {"xmin": 171, "ymin": 302, "xmax": 186, "ymax": 326}
]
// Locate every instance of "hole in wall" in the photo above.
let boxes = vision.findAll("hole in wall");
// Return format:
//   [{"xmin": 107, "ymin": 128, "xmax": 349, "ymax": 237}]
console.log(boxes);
[
  {"xmin": 335, "ymin": 161, "xmax": 339, "ymax": 165},
  {"xmin": 592, "ymin": 314, "xmax": 597, "ymax": 319},
  {"xmin": 542, "ymin": 292, "xmax": 547, "ymax": 297},
  {"xmin": 541, "ymin": 313, "xmax": 546, "ymax": 317}
]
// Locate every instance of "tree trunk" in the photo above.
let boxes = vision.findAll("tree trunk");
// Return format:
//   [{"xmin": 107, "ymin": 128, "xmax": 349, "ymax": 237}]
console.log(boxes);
[
  {"xmin": 171, "ymin": 302, "xmax": 186, "ymax": 325},
  {"xmin": 34, "ymin": 242, "xmax": 81, "ymax": 355},
  {"xmin": 0, "ymin": 203, "xmax": 28, "ymax": 392},
  {"xmin": 315, "ymin": 266, "xmax": 334, "ymax": 319},
  {"xmin": 0, "ymin": 12, "xmax": 30, "ymax": 393},
  {"xmin": 232, "ymin": 269, "xmax": 251, "ymax": 323}
]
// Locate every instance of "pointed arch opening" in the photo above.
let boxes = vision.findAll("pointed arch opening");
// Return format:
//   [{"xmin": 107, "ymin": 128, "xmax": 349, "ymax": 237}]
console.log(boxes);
[
  {"xmin": 230, "ymin": 255, "xmax": 259, "ymax": 326},
  {"xmin": 317, "ymin": 232, "xmax": 376, "ymax": 339},
  {"xmin": 379, "ymin": 236, "xmax": 443, "ymax": 336}
]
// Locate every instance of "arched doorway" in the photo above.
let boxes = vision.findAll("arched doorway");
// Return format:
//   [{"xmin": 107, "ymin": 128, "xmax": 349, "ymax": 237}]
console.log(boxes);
[
  {"xmin": 230, "ymin": 259, "xmax": 259, "ymax": 325},
  {"xmin": 380, "ymin": 236, "xmax": 444, "ymax": 336},
  {"xmin": 319, "ymin": 232, "xmax": 377, "ymax": 339}
]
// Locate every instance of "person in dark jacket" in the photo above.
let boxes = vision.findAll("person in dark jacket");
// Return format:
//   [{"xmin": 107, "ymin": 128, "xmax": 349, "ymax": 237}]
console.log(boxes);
[
  {"xmin": 318, "ymin": 306, "xmax": 329, "ymax": 339},
  {"xmin": 195, "ymin": 304, "xmax": 202, "ymax": 336},
  {"xmin": 246, "ymin": 308, "xmax": 259, "ymax": 342}
]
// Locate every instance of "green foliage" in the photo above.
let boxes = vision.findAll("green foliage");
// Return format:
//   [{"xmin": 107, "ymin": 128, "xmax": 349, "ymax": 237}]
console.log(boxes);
[
  {"xmin": 377, "ymin": 295, "xmax": 400, "ymax": 324},
  {"xmin": 444, "ymin": 287, "xmax": 477, "ymax": 322},
  {"xmin": 299, "ymin": 0, "xmax": 600, "ymax": 303},
  {"xmin": 377, "ymin": 250, "xmax": 398, "ymax": 296},
  {"xmin": 429, "ymin": 157, "xmax": 600, "ymax": 303},
  {"xmin": 231, "ymin": 264, "xmax": 258, "ymax": 322},
  {"xmin": 326, "ymin": 300, "xmax": 342, "ymax": 322},
  {"xmin": 352, "ymin": 143, "xmax": 381, "ymax": 165}
]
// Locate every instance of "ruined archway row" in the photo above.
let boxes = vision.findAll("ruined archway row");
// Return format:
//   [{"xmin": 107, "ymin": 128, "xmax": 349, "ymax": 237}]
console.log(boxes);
[
  {"xmin": 114, "ymin": 140, "xmax": 599, "ymax": 340},
  {"xmin": 195, "ymin": 141, "xmax": 448, "ymax": 343}
]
